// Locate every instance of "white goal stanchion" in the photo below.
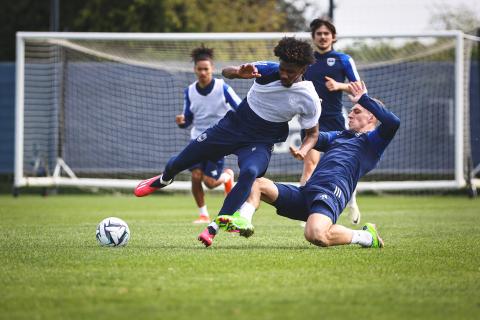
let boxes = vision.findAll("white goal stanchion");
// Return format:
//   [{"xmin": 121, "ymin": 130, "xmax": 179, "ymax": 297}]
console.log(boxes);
[{"xmin": 14, "ymin": 31, "xmax": 477, "ymax": 193}]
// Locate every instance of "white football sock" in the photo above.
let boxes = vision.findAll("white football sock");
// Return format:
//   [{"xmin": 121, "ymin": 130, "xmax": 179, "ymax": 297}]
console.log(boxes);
[
  {"xmin": 239, "ymin": 202, "xmax": 256, "ymax": 223},
  {"xmin": 219, "ymin": 172, "xmax": 231, "ymax": 183},
  {"xmin": 208, "ymin": 221, "xmax": 219, "ymax": 232},
  {"xmin": 199, "ymin": 205, "xmax": 209, "ymax": 217},
  {"xmin": 160, "ymin": 174, "xmax": 172, "ymax": 185},
  {"xmin": 351, "ymin": 230, "xmax": 373, "ymax": 247}
]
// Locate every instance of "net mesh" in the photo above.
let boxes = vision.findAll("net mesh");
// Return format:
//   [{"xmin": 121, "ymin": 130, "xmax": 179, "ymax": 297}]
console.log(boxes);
[{"xmin": 21, "ymin": 34, "xmax": 474, "ymax": 188}]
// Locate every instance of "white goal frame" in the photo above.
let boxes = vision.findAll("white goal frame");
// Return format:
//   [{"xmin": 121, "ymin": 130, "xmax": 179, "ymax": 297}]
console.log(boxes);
[{"xmin": 15, "ymin": 30, "xmax": 476, "ymax": 192}]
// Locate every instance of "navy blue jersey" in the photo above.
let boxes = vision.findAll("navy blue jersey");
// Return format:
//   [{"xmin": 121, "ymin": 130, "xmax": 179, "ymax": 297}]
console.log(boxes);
[
  {"xmin": 304, "ymin": 50, "xmax": 359, "ymax": 117},
  {"xmin": 304, "ymin": 94, "xmax": 400, "ymax": 204}
]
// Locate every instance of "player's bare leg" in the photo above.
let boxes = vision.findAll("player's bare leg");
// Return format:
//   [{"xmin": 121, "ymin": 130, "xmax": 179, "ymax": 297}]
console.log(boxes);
[
  {"xmin": 299, "ymin": 149, "xmax": 320, "ymax": 227},
  {"xmin": 304, "ymin": 214, "xmax": 382, "ymax": 248},
  {"xmin": 202, "ymin": 169, "xmax": 234, "ymax": 195},
  {"xmin": 300, "ymin": 149, "xmax": 320, "ymax": 186},
  {"xmin": 191, "ymin": 169, "xmax": 210, "ymax": 224}
]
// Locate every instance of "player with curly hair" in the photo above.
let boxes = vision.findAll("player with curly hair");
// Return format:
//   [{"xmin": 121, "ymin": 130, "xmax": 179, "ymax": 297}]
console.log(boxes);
[
  {"xmin": 176, "ymin": 45, "xmax": 241, "ymax": 224},
  {"xmin": 134, "ymin": 37, "xmax": 322, "ymax": 247}
]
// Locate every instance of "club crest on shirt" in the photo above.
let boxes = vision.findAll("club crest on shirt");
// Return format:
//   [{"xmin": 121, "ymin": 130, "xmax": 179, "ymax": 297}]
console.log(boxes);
[
  {"xmin": 288, "ymin": 95, "xmax": 300, "ymax": 108},
  {"xmin": 327, "ymin": 57, "xmax": 336, "ymax": 66},
  {"xmin": 197, "ymin": 132, "xmax": 207, "ymax": 142}
]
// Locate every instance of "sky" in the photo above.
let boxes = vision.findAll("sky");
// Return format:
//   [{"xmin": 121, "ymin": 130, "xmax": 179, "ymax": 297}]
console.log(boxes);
[{"xmin": 306, "ymin": 0, "xmax": 480, "ymax": 35}]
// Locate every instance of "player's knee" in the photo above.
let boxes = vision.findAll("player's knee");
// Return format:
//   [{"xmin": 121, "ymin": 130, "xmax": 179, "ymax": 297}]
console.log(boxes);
[
  {"xmin": 239, "ymin": 166, "xmax": 259, "ymax": 182},
  {"xmin": 202, "ymin": 177, "xmax": 216, "ymax": 189},
  {"xmin": 191, "ymin": 170, "xmax": 203, "ymax": 182},
  {"xmin": 255, "ymin": 178, "xmax": 269, "ymax": 192},
  {"xmin": 304, "ymin": 227, "xmax": 330, "ymax": 247}
]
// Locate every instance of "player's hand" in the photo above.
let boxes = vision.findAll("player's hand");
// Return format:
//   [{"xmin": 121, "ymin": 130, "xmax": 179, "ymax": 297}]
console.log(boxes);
[
  {"xmin": 289, "ymin": 146, "xmax": 306, "ymax": 161},
  {"xmin": 347, "ymin": 81, "xmax": 367, "ymax": 103},
  {"xmin": 238, "ymin": 64, "xmax": 261, "ymax": 79},
  {"xmin": 325, "ymin": 76, "xmax": 340, "ymax": 91},
  {"xmin": 175, "ymin": 114, "xmax": 185, "ymax": 125}
]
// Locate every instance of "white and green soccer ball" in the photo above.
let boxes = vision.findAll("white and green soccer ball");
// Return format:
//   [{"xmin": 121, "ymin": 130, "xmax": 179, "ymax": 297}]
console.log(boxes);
[{"xmin": 96, "ymin": 217, "xmax": 130, "ymax": 247}]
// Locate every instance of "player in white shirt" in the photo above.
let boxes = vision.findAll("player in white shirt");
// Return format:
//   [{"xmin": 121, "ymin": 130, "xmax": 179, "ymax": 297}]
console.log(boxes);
[
  {"xmin": 135, "ymin": 37, "xmax": 322, "ymax": 247},
  {"xmin": 175, "ymin": 45, "xmax": 241, "ymax": 223}
]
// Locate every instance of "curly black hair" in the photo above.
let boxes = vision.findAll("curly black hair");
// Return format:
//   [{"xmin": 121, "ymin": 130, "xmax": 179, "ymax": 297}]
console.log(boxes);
[
  {"xmin": 273, "ymin": 37, "xmax": 314, "ymax": 66},
  {"xmin": 190, "ymin": 44, "xmax": 214, "ymax": 63}
]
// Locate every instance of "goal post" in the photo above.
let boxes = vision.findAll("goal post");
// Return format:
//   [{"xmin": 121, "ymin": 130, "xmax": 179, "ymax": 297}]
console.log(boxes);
[{"xmin": 14, "ymin": 31, "xmax": 477, "ymax": 192}]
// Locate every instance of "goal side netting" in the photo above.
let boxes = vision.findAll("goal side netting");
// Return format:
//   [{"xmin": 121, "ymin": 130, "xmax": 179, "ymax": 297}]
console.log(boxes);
[{"xmin": 15, "ymin": 31, "xmax": 478, "ymax": 192}]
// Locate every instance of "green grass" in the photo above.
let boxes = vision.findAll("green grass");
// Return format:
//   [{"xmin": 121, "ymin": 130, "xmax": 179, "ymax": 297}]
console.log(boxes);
[{"xmin": 0, "ymin": 194, "xmax": 479, "ymax": 320}]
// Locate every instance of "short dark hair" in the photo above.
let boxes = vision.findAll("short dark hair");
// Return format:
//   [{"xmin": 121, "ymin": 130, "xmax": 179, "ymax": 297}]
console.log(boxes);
[
  {"xmin": 371, "ymin": 97, "xmax": 385, "ymax": 126},
  {"xmin": 273, "ymin": 37, "xmax": 314, "ymax": 66},
  {"xmin": 309, "ymin": 18, "xmax": 337, "ymax": 39},
  {"xmin": 190, "ymin": 44, "xmax": 214, "ymax": 63},
  {"xmin": 371, "ymin": 97, "xmax": 385, "ymax": 108}
]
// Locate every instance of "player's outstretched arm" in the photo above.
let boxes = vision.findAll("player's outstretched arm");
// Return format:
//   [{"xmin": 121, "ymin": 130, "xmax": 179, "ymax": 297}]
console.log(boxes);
[
  {"xmin": 349, "ymin": 81, "xmax": 400, "ymax": 140},
  {"xmin": 222, "ymin": 64, "xmax": 262, "ymax": 79},
  {"xmin": 289, "ymin": 125, "xmax": 319, "ymax": 161},
  {"xmin": 347, "ymin": 80, "xmax": 367, "ymax": 102}
]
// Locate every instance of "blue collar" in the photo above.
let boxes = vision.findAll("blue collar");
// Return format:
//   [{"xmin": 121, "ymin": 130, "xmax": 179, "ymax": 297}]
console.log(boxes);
[{"xmin": 196, "ymin": 79, "xmax": 215, "ymax": 96}]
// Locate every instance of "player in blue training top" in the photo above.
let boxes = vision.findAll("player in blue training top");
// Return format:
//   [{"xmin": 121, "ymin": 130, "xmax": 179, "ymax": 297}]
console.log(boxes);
[
  {"xmin": 234, "ymin": 81, "xmax": 400, "ymax": 248},
  {"xmin": 302, "ymin": 18, "xmax": 363, "ymax": 225},
  {"xmin": 176, "ymin": 45, "xmax": 241, "ymax": 224},
  {"xmin": 134, "ymin": 37, "xmax": 322, "ymax": 247}
]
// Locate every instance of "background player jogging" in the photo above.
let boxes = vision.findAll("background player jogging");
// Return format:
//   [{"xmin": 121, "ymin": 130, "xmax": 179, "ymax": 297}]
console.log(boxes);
[{"xmin": 175, "ymin": 45, "xmax": 240, "ymax": 224}]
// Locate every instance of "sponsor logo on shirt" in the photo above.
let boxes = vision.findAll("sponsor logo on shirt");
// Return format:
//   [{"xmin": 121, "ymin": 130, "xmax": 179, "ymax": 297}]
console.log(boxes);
[{"xmin": 327, "ymin": 57, "xmax": 336, "ymax": 66}]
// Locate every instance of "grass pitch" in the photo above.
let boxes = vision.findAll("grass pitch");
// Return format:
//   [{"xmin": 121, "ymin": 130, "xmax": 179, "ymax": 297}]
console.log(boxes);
[{"xmin": 0, "ymin": 193, "xmax": 479, "ymax": 320}]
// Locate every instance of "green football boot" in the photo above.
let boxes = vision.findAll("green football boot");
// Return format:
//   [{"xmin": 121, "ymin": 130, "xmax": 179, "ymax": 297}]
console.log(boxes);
[
  {"xmin": 362, "ymin": 223, "xmax": 384, "ymax": 248},
  {"xmin": 216, "ymin": 212, "xmax": 254, "ymax": 238}
]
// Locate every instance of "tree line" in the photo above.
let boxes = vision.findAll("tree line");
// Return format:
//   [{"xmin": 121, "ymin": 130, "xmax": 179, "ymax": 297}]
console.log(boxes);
[{"xmin": 1, "ymin": 0, "xmax": 318, "ymax": 61}]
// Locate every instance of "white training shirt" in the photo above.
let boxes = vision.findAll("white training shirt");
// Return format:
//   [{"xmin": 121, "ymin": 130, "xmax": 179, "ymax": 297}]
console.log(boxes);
[
  {"xmin": 247, "ymin": 78, "xmax": 322, "ymax": 129},
  {"xmin": 185, "ymin": 78, "xmax": 241, "ymax": 139}
]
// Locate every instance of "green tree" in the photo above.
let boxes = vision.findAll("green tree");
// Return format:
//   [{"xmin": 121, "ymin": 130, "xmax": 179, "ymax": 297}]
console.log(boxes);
[
  {"xmin": 0, "ymin": 0, "xmax": 50, "ymax": 61},
  {"xmin": 71, "ymin": 0, "xmax": 308, "ymax": 33},
  {"xmin": 1, "ymin": 0, "xmax": 309, "ymax": 60}
]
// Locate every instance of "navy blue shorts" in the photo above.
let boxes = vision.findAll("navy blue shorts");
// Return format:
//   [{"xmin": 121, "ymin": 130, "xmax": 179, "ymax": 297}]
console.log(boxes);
[
  {"xmin": 273, "ymin": 183, "xmax": 341, "ymax": 223},
  {"xmin": 189, "ymin": 158, "xmax": 225, "ymax": 179}
]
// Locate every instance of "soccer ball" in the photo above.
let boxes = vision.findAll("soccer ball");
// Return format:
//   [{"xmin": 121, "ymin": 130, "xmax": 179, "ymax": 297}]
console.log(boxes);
[{"xmin": 96, "ymin": 217, "xmax": 130, "ymax": 247}]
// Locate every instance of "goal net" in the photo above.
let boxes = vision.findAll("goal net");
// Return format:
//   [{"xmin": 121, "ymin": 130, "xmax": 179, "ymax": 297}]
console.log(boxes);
[{"xmin": 15, "ymin": 31, "xmax": 478, "ymax": 192}]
